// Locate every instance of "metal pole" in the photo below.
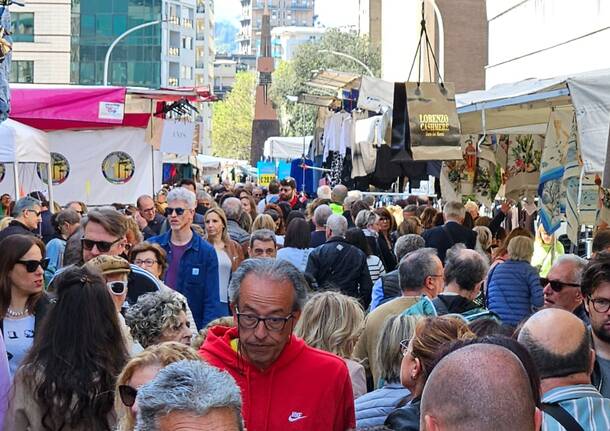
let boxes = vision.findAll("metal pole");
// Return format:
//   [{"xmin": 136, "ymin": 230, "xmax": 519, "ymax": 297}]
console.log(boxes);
[
  {"xmin": 12, "ymin": 162, "xmax": 19, "ymax": 199},
  {"xmin": 47, "ymin": 161, "xmax": 55, "ymax": 214},
  {"xmin": 318, "ymin": 49, "xmax": 375, "ymax": 78},
  {"xmin": 103, "ymin": 20, "xmax": 162, "ymax": 86}
]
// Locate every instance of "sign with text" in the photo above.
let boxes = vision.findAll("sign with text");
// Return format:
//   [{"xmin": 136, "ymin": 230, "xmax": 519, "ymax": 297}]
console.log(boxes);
[
  {"xmin": 160, "ymin": 120, "xmax": 196, "ymax": 155},
  {"xmin": 257, "ymin": 161, "xmax": 276, "ymax": 187}
]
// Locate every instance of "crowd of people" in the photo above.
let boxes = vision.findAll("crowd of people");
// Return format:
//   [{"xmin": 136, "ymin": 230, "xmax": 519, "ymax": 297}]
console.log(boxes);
[{"xmin": 0, "ymin": 177, "xmax": 610, "ymax": 430}]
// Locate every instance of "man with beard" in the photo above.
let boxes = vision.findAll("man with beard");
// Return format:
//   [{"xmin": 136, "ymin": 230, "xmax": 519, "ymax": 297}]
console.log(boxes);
[{"xmin": 581, "ymin": 252, "xmax": 610, "ymax": 397}]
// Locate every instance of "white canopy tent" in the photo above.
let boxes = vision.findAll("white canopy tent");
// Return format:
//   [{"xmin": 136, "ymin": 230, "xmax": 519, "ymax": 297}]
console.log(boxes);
[
  {"xmin": 263, "ymin": 136, "xmax": 313, "ymax": 160},
  {"xmin": 0, "ymin": 119, "xmax": 53, "ymax": 208},
  {"xmin": 456, "ymin": 68, "xmax": 610, "ymax": 176}
]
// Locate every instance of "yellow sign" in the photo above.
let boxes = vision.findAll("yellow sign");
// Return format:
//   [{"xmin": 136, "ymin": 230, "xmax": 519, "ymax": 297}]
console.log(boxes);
[{"xmin": 259, "ymin": 174, "xmax": 276, "ymax": 187}]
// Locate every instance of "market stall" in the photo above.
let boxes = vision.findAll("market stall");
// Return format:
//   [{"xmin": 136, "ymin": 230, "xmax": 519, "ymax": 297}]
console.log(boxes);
[
  {"xmin": 0, "ymin": 119, "xmax": 53, "ymax": 206},
  {"xmin": 452, "ymin": 68, "xmax": 610, "ymax": 243},
  {"xmin": 5, "ymin": 85, "xmax": 215, "ymax": 206}
]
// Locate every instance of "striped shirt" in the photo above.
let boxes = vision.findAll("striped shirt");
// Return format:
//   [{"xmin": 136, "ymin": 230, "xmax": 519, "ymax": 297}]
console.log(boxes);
[
  {"xmin": 542, "ymin": 384, "xmax": 610, "ymax": 431},
  {"xmin": 367, "ymin": 255, "xmax": 386, "ymax": 284}
]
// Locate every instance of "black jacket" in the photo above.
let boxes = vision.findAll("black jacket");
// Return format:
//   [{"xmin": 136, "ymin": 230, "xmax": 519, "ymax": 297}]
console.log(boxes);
[
  {"xmin": 310, "ymin": 230, "xmax": 327, "ymax": 249},
  {"xmin": 0, "ymin": 220, "xmax": 36, "ymax": 244},
  {"xmin": 306, "ymin": 237, "xmax": 373, "ymax": 309},
  {"xmin": 379, "ymin": 269, "xmax": 400, "ymax": 306},
  {"xmin": 378, "ymin": 234, "xmax": 397, "ymax": 272},
  {"xmin": 142, "ymin": 213, "xmax": 166, "ymax": 239},
  {"xmin": 0, "ymin": 293, "xmax": 53, "ymax": 336},
  {"xmin": 422, "ymin": 221, "xmax": 477, "ymax": 263},
  {"xmin": 432, "ymin": 294, "xmax": 483, "ymax": 315},
  {"xmin": 385, "ymin": 397, "xmax": 421, "ymax": 431}
]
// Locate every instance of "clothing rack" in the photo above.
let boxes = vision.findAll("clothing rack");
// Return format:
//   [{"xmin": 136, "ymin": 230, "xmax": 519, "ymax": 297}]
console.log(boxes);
[{"xmin": 299, "ymin": 164, "xmax": 332, "ymax": 172}]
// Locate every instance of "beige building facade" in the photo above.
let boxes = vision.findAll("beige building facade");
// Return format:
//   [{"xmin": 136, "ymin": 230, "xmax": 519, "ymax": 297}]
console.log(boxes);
[{"xmin": 10, "ymin": 0, "xmax": 71, "ymax": 84}]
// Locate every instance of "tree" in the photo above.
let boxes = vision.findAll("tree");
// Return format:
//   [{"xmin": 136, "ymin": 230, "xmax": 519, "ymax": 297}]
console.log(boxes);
[
  {"xmin": 270, "ymin": 29, "xmax": 381, "ymax": 137},
  {"xmin": 212, "ymin": 71, "xmax": 256, "ymax": 160}
]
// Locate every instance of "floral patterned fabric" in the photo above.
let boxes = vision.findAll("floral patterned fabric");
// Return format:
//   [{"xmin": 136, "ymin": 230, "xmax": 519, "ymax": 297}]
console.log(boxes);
[
  {"xmin": 440, "ymin": 134, "xmax": 497, "ymax": 207},
  {"xmin": 538, "ymin": 109, "xmax": 570, "ymax": 234},
  {"xmin": 496, "ymin": 134, "xmax": 543, "ymax": 201}
]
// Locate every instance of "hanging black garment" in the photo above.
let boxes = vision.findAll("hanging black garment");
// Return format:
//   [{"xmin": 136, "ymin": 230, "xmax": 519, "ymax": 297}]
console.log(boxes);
[{"xmin": 391, "ymin": 82, "xmax": 409, "ymax": 151}]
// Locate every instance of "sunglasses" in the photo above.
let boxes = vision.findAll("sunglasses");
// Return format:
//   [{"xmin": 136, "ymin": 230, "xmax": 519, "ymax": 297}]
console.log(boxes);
[
  {"xmin": 165, "ymin": 207, "xmax": 187, "ymax": 217},
  {"xmin": 540, "ymin": 277, "xmax": 580, "ymax": 293},
  {"xmin": 400, "ymin": 338, "xmax": 411, "ymax": 357},
  {"xmin": 118, "ymin": 385, "xmax": 137, "ymax": 407},
  {"xmin": 107, "ymin": 280, "xmax": 128, "ymax": 296},
  {"xmin": 17, "ymin": 258, "xmax": 50, "ymax": 272},
  {"xmin": 81, "ymin": 237, "xmax": 122, "ymax": 253}
]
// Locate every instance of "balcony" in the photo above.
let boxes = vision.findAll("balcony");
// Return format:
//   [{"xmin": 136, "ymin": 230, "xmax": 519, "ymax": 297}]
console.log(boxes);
[
  {"xmin": 196, "ymin": 5, "xmax": 205, "ymax": 13},
  {"xmin": 169, "ymin": 15, "xmax": 180, "ymax": 26},
  {"xmin": 168, "ymin": 47, "xmax": 180, "ymax": 56},
  {"xmin": 168, "ymin": 77, "xmax": 179, "ymax": 87},
  {"xmin": 183, "ymin": 18, "xmax": 193, "ymax": 29}
]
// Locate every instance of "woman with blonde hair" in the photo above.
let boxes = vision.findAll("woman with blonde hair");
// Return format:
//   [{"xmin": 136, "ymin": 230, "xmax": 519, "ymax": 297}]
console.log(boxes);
[
  {"xmin": 472, "ymin": 225, "xmax": 492, "ymax": 263},
  {"xmin": 531, "ymin": 223, "xmax": 564, "ymax": 277},
  {"xmin": 294, "ymin": 291, "xmax": 367, "ymax": 398},
  {"xmin": 114, "ymin": 342, "xmax": 201, "ymax": 431},
  {"xmin": 204, "ymin": 208, "xmax": 244, "ymax": 307},
  {"xmin": 356, "ymin": 315, "xmax": 421, "ymax": 428},
  {"xmin": 490, "ymin": 227, "xmax": 533, "ymax": 269},
  {"xmin": 385, "ymin": 316, "xmax": 475, "ymax": 430},
  {"xmin": 251, "ymin": 213, "xmax": 276, "ymax": 232},
  {"xmin": 486, "ymin": 236, "xmax": 543, "ymax": 327}
]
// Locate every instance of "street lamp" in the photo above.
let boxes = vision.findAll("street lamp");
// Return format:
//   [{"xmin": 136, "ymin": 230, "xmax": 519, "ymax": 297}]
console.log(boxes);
[
  {"xmin": 318, "ymin": 49, "xmax": 375, "ymax": 78},
  {"xmin": 103, "ymin": 20, "xmax": 163, "ymax": 86}
]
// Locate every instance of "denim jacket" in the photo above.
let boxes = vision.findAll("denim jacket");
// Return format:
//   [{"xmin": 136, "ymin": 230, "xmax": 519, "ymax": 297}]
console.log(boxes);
[{"xmin": 149, "ymin": 230, "xmax": 222, "ymax": 329}]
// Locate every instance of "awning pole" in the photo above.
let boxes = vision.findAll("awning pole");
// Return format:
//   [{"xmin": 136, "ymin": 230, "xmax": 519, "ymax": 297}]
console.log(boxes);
[
  {"xmin": 47, "ymin": 162, "xmax": 55, "ymax": 214},
  {"xmin": 12, "ymin": 162, "xmax": 20, "ymax": 200}
]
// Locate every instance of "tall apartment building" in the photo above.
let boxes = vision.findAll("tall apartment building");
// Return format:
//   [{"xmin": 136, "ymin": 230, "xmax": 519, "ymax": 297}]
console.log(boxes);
[
  {"xmin": 194, "ymin": 0, "xmax": 215, "ymax": 155},
  {"xmin": 9, "ymin": 0, "xmax": 72, "ymax": 84},
  {"xmin": 238, "ymin": 0, "xmax": 315, "ymax": 56}
]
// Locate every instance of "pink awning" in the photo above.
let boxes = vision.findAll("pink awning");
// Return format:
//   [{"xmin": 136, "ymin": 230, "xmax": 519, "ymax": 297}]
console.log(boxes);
[{"xmin": 9, "ymin": 86, "xmax": 148, "ymax": 131}]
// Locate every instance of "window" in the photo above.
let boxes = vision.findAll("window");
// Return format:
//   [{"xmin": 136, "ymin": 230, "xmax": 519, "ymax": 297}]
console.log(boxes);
[
  {"xmin": 10, "ymin": 61, "xmax": 34, "ymax": 83},
  {"xmin": 12, "ymin": 13, "xmax": 34, "ymax": 42}
]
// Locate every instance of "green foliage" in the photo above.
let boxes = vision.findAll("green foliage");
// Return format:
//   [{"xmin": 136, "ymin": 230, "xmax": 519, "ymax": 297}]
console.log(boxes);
[
  {"xmin": 270, "ymin": 29, "xmax": 381, "ymax": 137},
  {"xmin": 211, "ymin": 71, "xmax": 256, "ymax": 160}
]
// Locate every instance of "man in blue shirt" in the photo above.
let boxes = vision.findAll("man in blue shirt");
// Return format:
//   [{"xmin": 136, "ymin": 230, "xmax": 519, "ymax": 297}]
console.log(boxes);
[
  {"xmin": 149, "ymin": 187, "xmax": 222, "ymax": 329},
  {"xmin": 519, "ymin": 308, "xmax": 610, "ymax": 431}
]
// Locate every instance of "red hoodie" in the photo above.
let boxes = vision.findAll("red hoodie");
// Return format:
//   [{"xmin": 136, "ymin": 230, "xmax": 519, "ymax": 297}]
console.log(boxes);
[{"xmin": 199, "ymin": 326, "xmax": 356, "ymax": 431}]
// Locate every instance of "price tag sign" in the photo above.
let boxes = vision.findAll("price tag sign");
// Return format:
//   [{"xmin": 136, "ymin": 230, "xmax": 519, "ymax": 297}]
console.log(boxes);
[{"xmin": 257, "ymin": 161, "xmax": 276, "ymax": 187}]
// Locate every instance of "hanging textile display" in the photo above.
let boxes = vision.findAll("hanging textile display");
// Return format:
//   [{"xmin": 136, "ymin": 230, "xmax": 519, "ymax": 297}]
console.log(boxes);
[
  {"xmin": 496, "ymin": 134, "xmax": 543, "ymax": 201},
  {"xmin": 440, "ymin": 134, "xmax": 497, "ymax": 207},
  {"xmin": 561, "ymin": 114, "xmax": 598, "ymax": 243},
  {"xmin": 537, "ymin": 109, "xmax": 570, "ymax": 235},
  {"xmin": 406, "ymin": 82, "xmax": 462, "ymax": 161},
  {"xmin": 0, "ymin": 3, "xmax": 12, "ymax": 123}
]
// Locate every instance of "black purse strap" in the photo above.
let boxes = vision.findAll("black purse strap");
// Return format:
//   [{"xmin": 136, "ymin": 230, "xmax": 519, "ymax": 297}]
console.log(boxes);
[{"xmin": 541, "ymin": 402, "xmax": 584, "ymax": 431}]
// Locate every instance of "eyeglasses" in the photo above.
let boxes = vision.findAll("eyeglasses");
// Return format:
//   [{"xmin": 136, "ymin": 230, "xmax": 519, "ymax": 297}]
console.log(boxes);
[
  {"xmin": 165, "ymin": 207, "xmax": 186, "ymax": 217},
  {"xmin": 236, "ymin": 310, "xmax": 294, "ymax": 332},
  {"xmin": 540, "ymin": 277, "xmax": 580, "ymax": 293},
  {"xmin": 107, "ymin": 280, "xmax": 128, "ymax": 296},
  {"xmin": 134, "ymin": 258, "xmax": 158, "ymax": 266},
  {"xmin": 118, "ymin": 385, "xmax": 137, "ymax": 407},
  {"xmin": 81, "ymin": 237, "xmax": 122, "ymax": 253},
  {"xmin": 588, "ymin": 297, "xmax": 610, "ymax": 313},
  {"xmin": 17, "ymin": 258, "xmax": 50, "ymax": 272},
  {"xmin": 400, "ymin": 338, "xmax": 411, "ymax": 357},
  {"xmin": 25, "ymin": 209, "xmax": 41, "ymax": 217}
]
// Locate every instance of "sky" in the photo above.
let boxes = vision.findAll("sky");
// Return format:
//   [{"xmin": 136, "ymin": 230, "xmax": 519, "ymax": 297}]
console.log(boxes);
[{"xmin": 215, "ymin": 0, "xmax": 359, "ymax": 28}]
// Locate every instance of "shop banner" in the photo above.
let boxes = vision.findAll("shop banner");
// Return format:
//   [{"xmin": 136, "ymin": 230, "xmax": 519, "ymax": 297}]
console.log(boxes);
[
  {"xmin": 406, "ymin": 82, "xmax": 462, "ymax": 161},
  {"xmin": 160, "ymin": 120, "xmax": 196, "ymax": 155}
]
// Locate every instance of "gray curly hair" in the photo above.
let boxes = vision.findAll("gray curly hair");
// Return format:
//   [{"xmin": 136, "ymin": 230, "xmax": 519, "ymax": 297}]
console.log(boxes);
[{"xmin": 125, "ymin": 291, "xmax": 187, "ymax": 348}]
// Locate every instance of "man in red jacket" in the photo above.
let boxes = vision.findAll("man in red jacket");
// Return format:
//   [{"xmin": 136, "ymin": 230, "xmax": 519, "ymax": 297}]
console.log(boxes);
[{"xmin": 199, "ymin": 258, "xmax": 355, "ymax": 431}]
